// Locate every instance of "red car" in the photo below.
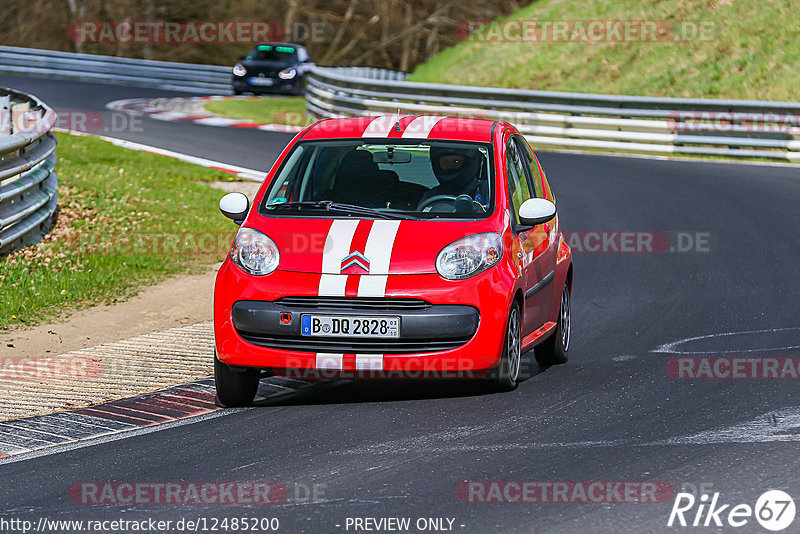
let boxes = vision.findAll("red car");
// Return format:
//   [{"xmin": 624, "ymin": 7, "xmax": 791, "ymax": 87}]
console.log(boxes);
[{"xmin": 214, "ymin": 116, "xmax": 573, "ymax": 406}]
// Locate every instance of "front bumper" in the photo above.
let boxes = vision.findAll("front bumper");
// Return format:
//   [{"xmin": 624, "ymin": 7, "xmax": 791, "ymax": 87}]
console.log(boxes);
[
  {"xmin": 214, "ymin": 260, "xmax": 520, "ymax": 376},
  {"xmin": 232, "ymin": 76, "xmax": 299, "ymax": 94},
  {"xmin": 232, "ymin": 298, "xmax": 479, "ymax": 354}
]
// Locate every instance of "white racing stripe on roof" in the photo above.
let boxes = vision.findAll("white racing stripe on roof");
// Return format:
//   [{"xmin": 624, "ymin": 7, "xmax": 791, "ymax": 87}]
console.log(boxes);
[
  {"xmin": 362, "ymin": 115, "xmax": 410, "ymax": 138},
  {"xmin": 402, "ymin": 116, "xmax": 445, "ymax": 138}
]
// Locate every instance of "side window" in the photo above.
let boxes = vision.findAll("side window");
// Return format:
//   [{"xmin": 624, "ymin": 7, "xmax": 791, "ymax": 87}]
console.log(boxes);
[
  {"xmin": 506, "ymin": 138, "xmax": 532, "ymax": 225},
  {"xmin": 515, "ymin": 136, "xmax": 544, "ymax": 199},
  {"xmin": 297, "ymin": 48, "xmax": 310, "ymax": 62}
]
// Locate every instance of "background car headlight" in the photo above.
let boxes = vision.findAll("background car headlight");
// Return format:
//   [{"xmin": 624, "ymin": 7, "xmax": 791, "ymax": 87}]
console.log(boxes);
[
  {"xmin": 278, "ymin": 68, "xmax": 297, "ymax": 80},
  {"xmin": 230, "ymin": 227, "xmax": 279, "ymax": 276},
  {"xmin": 232, "ymin": 63, "xmax": 247, "ymax": 77},
  {"xmin": 436, "ymin": 232, "xmax": 503, "ymax": 280}
]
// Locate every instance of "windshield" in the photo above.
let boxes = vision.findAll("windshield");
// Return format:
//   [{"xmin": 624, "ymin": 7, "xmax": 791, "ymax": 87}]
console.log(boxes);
[
  {"xmin": 260, "ymin": 140, "xmax": 493, "ymax": 219},
  {"xmin": 247, "ymin": 44, "xmax": 296, "ymax": 62}
]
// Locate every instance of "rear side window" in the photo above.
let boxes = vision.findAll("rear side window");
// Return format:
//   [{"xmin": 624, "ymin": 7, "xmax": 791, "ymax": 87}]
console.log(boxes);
[{"xmin": 506, "ymin": 139, "xmax": 532, "ymax": 224}]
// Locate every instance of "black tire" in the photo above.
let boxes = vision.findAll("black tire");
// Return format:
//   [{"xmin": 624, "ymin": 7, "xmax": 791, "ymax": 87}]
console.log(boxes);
[
  {"xmin": 233, "ymin": 89, "xmax": 243, "ymax": 95},
  {"xmin": 491, "ymin": 301, "xmax": 522, "ymax": 391},
  {"xmin": 535, "ymin": 282, "xmax": 571, "ymax": 366},
  {"xmin": 214, "ymin": 352, "xmax": 260, "ymax": 407}
]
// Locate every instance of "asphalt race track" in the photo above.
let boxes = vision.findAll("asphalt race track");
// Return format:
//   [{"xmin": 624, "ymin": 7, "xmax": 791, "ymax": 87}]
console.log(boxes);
[
  {"xmin": 0, "ymin": 74, "xmax": 290, "ymax": 171},
  {"xmin": 1, "ymin": 73, "xmax": 799, "ymax": 533}
]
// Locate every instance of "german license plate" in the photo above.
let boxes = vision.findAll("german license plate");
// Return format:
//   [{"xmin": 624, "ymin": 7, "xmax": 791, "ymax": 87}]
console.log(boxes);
[
  {"xmin": 300, "ymin": 315, "xmax": 399, "ymax": 338},
  {"xmin": 249, "ymin": 77, "xmax": 274, "ymax": 86}
]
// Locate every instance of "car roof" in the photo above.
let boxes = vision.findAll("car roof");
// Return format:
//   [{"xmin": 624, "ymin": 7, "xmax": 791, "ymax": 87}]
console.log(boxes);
[
  {"xmin": 300, "ymin": 116, "xmax": 500, "ymax": 143},
  {"xmin": 252, "ymin": 42, "xmax": 304, "ymax": 50}
]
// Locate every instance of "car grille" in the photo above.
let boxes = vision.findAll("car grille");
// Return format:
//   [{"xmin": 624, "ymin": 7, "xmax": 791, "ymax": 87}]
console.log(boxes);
[
  {"xmin": 237, "ymin": 333, "xmax": 468, "ymax": 354},
  {"xmin": 247, "ymin": 69, "xmax": 279, "ymax": 78},
  {"xmin": 274, "ymin": 296, "xmax": 432, "ymax": 311}
]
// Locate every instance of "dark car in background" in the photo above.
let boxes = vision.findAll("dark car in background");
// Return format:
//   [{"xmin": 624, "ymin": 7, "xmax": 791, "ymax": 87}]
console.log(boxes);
[{"xmin": 232, "ymin": 43, "xmax": 313, "ymax": 95}]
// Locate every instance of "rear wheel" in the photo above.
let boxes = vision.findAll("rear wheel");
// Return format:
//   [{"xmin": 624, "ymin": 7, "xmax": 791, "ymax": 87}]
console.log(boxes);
[
  {"xmin": 214, "ymin": 352, "xmax": 260, "ymax": 407},
  {"xmin": 534, "ymin": 282, "xmax": 571, "ymax": 366},
  {"xmin": 492, "ymin": 302, "xmax": 522, "ymax": 391}
]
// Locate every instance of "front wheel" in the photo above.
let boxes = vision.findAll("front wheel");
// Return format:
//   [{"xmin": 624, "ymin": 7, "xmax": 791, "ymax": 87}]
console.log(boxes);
[
  {"xmin": 534, "ymin": 282, "xmax": 571, "ymax": 366},
  {"xmin": 491, "ymin": 302, "xmax": 522, "ymax": 391},
  {"xmin": 214, "ymin": 352, "xmax": 260, "ymax": 407}
]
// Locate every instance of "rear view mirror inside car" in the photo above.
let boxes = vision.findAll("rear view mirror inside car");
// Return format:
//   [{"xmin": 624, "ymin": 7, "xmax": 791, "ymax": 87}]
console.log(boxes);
[{"xmin": 373, "ymin": 149, "xmax": 412, "ymax": 164}]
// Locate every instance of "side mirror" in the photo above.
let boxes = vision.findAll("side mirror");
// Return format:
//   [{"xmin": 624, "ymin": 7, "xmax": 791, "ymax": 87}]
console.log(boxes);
[
  {"xmin": 518, "ymin": 198, "xmax": 556, "ymax": 226},
  {"xmin": 219, "ymin": 192, "xmax": 250, "ymax": 225}
]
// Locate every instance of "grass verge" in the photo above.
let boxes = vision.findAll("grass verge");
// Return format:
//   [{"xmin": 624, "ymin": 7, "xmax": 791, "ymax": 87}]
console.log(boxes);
[
  {"xmin": 409, "ymin": 0, "xmax": 797, "ymax": 100},
  {"xmin": 0, "ymin": 133, "xmax": 239, "ymax": 331},
  {"xmin": 204, "ymin": 96, "xmax": 312, "ymax": 127}
]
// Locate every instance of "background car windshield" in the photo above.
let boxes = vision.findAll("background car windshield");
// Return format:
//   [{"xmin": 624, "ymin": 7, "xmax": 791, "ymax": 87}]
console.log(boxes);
[
  {"xmin": 248, "ymin": 45, "xmax": 296, "ymax": 62},
  {"xmin": 262, "ymin": 140, "xmax": 493, "ymax": 218}
]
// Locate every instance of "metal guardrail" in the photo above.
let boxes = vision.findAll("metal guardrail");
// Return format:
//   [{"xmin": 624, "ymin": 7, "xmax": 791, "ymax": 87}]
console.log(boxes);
[
  {"xmin": 306, "ymin": 67, "xmax": 800, "ymax": 161},
  {"xmin": 3, "ymin": 46, "xmax": 796, "ymax": 161},
  {"xmin": 0, "ymin": 87, "xmax": 58, "ymax": 255},
  {"xmin": 0, "ymin": 46, "xmax": 231, "ymax": 94}
]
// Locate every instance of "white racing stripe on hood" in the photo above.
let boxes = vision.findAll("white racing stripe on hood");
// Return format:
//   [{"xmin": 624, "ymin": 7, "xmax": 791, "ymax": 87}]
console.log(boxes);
[
  {"xmin": 354, "ymin": 220, "xmax": 401, "ymax": 371},
  {"xmin": 357, "ymin": 220, "xmax": 401, "ymax": 297},
  {"xmin": 402, "ymin": 116, "xmax": 445, "ymax": 138},
  {"xmin": 315, "ymin": 220, "xmax": 359, "ymax": 370},
  {"xmin": 318, "ymin": 219, "xmax": 359, "ymax": 297}
]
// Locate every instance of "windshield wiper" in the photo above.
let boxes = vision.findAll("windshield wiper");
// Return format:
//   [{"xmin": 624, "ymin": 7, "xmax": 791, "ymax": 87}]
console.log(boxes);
[{"xmin": 270, "ymin": 201, "xmax": 419, "ymax": 220}]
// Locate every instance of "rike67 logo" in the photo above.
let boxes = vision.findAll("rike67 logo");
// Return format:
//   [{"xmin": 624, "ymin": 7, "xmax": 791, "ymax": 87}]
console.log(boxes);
[{"xmin": 668, "ymin": 490, "xmax": 796, "ymax": 531}]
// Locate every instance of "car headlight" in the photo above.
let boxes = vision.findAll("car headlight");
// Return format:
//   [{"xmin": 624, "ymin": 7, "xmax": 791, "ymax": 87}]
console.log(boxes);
[
  {"xmin": 232, "ymin": 63, "xmax": 247, "ymax": 77},
  {"xmin": 278, "ymin": 68, "xmax": 297, "ymax": 80},
  {"xmin": 436, "ymin": 232, "xmax": 503, "ymax": 280},
  {"xmin": 230, "ymin": 227, "xmax": 279, "ymax": 276}
]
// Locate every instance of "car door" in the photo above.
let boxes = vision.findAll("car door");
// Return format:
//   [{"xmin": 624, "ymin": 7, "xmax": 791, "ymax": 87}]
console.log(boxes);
[{"xmin": 506, "ymin": 135, "xmax": 555, "ymax": 334}]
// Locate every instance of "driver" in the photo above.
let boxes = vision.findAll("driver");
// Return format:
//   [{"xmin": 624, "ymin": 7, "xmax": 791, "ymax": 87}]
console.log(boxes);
[{"xmin": 419, "ymin": 146, "xmax": 488, "ymax": 208}]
